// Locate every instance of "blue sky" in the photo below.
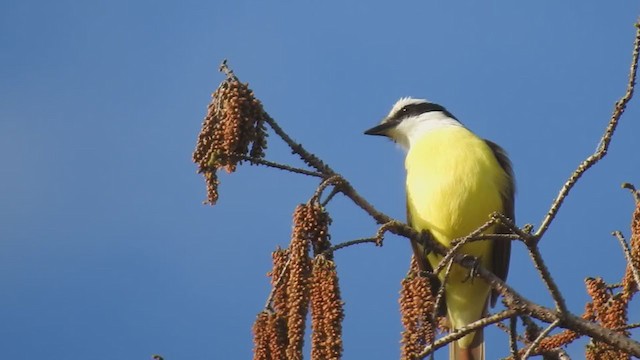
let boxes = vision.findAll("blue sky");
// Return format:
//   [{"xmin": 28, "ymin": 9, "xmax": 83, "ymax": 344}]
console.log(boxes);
[{"xmin": 1, "ymin": 1, "xmax": 639, "ymax": 359}]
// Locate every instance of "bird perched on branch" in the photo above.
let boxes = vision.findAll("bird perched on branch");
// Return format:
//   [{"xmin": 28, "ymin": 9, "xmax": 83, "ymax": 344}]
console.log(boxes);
[{"xmin": 365, "ymin": 97, "xmax": 515, "ymax": 360}]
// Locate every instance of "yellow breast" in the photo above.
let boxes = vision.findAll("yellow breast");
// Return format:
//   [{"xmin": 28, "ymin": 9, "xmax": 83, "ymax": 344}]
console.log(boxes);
[
  {"xmin": 405, "ymin": 125, "xmax": 508, "ymax": 346},
  {"xmin": 406, "ymin": 126, "xmax": 505, "ymax": 245}
]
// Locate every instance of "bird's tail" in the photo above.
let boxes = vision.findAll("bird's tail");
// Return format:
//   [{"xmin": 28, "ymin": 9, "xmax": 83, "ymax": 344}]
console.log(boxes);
[{"xmin": 449, "ymin": 328, "xmax": 484, "ymax": 360}]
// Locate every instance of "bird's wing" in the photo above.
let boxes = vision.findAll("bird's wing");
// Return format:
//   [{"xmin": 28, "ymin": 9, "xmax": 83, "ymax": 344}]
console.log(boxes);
[{"xmin": 484, "ymin": 139, "xmax": 516, "ymax": 307}]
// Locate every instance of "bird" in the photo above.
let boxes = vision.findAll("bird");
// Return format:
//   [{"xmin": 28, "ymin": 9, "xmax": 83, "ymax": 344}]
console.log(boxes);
[{"xmin": 364, "ymin": 97, "xmax": 515, "ymax": 360}]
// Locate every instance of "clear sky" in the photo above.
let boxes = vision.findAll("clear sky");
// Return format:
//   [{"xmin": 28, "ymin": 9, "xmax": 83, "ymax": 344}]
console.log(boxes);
[{"xmin": 1, "ymin": 1, "xmax": 640, "ymax": 359}]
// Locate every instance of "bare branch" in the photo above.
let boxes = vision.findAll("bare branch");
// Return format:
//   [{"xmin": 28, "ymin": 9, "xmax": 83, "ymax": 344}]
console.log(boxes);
[
  {"xmin": 509, "ymin": 316, "xmax": 520, "ymax": 360},
  {"xmin": 432, "ymin": 259, "xmax": 453, "ymax": 325},
  {"xmin": 326, "ymin": 237, "xmax": 379, "ymax": 253},
  {"xmin": 622, "ymin": 182, "xmax": 640, "ymax": 203},
  {"xmin": 311, "ymin": 175, "xmax": 344, "ymax": 203},
  {"xmin": 431, "ymin": 217, "xmax": 498, "ymax": 276},
  {"xmin": 416, "ymin": 310, "xmax": 518, "ymax": 359},
  {"xmin": 526, "ymin": 244, "xmax": 567, "ymax": 313},
  {"xmin": 613, "ymin": 231, "xmax": 640, "ymax": 290},
  {"xmin": 535, "ymin": 21, "xmax": 640, "ymax": 239},
  {"xmin": 522, "ymin": 319, "xmax": 560, "ymax": 359},
  {"xmin": 238, "ymin": 156, "xmax": 324, "ymax": 178}
]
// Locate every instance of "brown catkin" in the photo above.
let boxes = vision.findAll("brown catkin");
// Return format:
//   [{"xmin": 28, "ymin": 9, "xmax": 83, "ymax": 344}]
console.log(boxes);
[
  {"xmin": 535, "ymin": 303, "xmax": 595, "ymax": 354},
  {"xmin": 252, "ymin": 312, "xmax": 271, "ymax": 360},
  {"xmin": 585, "ymin": 277, "xmax": 609, "ymax": 324},
  {"xmin": 193, "ymin": 73, "xmax": 268, "ymax": 205},
  {"xmin": 399, "ymin": 256, "xmax": 435, "ymax": 360},
  {"xmin": 310, "ymin": 256, "xmax": 344, "ymax": 360},
  {"xmin": 285, "ymin": 205, "xmax": 313, "ymax": 360},
  {"xmin": 300, "ymin": 202, "xmax": 332, "ymax": 258},
  {"xmin": 269, "ymin": 248, "xmax": 290, "ymax": 315},
  {"xmin": 622, "ymin": 200, "xmax": 640, "ymax": 300},
  {"xmin": 585, "ymin": 278, "xmax": 630, "ymax": 360},
  {"xmin": 267, "ymin": 314, "xmax": 288, "ymax": 360}
]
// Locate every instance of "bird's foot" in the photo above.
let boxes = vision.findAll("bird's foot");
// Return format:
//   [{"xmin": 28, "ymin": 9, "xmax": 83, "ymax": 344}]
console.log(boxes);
[{"xmin": 461, "ymin": 255, "xmax": 481, "ymax": 283}]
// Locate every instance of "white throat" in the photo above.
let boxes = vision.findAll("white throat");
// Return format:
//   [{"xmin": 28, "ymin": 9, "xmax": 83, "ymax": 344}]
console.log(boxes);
[{"xmin": 388, "ymin": 111, "xmax": 462, "ymax": 150}]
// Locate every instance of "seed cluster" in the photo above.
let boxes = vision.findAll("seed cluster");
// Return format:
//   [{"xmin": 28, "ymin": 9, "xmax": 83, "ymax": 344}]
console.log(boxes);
[
  {"xmin": 252, "ymin": 311, "xmax": 288, "ymax": 360},
  {"xmin": 284, "ymin": 205, "xmax": 314, "ymax": 360},
  {"xmin": 295, "ymin": 202, "xmax": 332, "ymax": 258},
  {"xmin": 399, "ymin": 256, "xmax": 436, "ymax": 360},
  {"xmin": 310, "ymin": 256, "xmax": 344, "ymax": 360},
  {"xmin": 585, "ymin": 277, "xmax": 630, "ymax": 360},
  {"xmin": 533, "ymin": 303, "xmax": 594, "ymax": 354},
  {"xmin": 253, "ymin": 249, "xmax": 290, "ymax": 360},
  {"xmin": 622, "ymin": 201, "xmax": 640, "ymax": 300},
  {"xmin": 252, "ymin": 203, "xmax": 336, "ymax": 360},
  {"xmin": 193, "ymin": 74, "xmax": 268, "ymax": 204},
  {"xmin": 269, "ymin": 248, "xmax": 290, "ymax": 315}
]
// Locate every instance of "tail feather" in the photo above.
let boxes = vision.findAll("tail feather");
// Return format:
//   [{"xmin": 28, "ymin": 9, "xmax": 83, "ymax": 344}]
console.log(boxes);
[{"xmin": 449, "ymin": 329, "xmax": 484, "ymax": 360}]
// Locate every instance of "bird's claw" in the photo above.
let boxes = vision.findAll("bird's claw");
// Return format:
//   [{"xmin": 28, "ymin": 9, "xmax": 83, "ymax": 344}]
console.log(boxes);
[{"xmin": 461, "ymin": 255, "xmax": 481, "ymax": 283}]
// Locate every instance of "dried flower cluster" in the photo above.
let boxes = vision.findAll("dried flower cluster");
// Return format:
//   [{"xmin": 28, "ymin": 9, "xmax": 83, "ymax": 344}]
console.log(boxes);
[
  {"xmin": 524, "ymin": 303, "xmax": 594, "ymax": 357},
  {"xmin": 253, "ymin": 249, "xmax": 290, "ymax": 360},
  {"xmin": 622, "ymin": 200, "xmax": 640, "ymax": 300},
  {"xmin": 310, "ymin": 256, "xmax": 344, "ymax": 360},
  {"xmin": 269, "ymin": 248, "xmax": 290, "ymax": 315},
  {"xmin": 193, "ymin": 73, "xmax": 268, "ymax": 204},
  {"xmin": 285, "ymin": 204, "xmax": 315, "ymax": 360},
  {"xmin": 295, "ymin": 202, "xmax": 333, "ymax": 258},
  {"xmin": 399, "ymin": 256, "xmax": 436, "ymax": 360},
  {"xmin": 252, "ymin": 311, "xmax": 288, "ymax": 360},
  {"xmin": 251, "ymin": 203, "xmax": 336, "ymax": 360},
  {"xmin": 584, "ymin": 277, "xmax": 630, "ymax": 360},
  {"xmin": 253, "ymin": 311, "xmax": 271, "ymax": 360}
]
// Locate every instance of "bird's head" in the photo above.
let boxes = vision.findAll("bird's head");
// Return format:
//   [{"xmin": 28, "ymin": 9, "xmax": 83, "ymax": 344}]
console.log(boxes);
[{"xmin": 364, "ymin": 97, "xmax": 461, "ymax": 149}]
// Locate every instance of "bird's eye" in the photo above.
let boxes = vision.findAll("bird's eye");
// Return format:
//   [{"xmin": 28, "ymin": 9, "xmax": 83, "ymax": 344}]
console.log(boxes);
[{"xmin": 401, "ymin": 107, "xmax": 408, "ymax": 113}]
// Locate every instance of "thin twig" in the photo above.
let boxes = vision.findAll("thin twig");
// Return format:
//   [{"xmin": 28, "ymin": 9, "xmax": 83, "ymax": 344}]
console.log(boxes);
[
  {"xmin": 325, "ymin": 237, "xmax": 379, "ymax": 253},
  {"xmin": 311, "ymin": 175, "xmax": 344, "ymax": 203},
  {"xmin": 219, "ymin": 59, "xmax": 237, "ymax": 79},
  {"xmin": 239, "ymin": 156, "xmax": 324, "ymax": 178},
  {"xmin": 616, "ymin": 322, "xmax": 640, "ymax": 331},
  {"xmin": 433, "ymin": 217, "xmax": 498, "ymax": 276},
  {"xmin": 264, "ymin": 254, "xmax": 291, "ymax": 311},
  {"xmin": 432, "ymin": 259, "xmax": 454, "ymax": 324},
  {"xmin": 321, "ymin": 187, "xmax": 340, "ymax": 206},
  {"xmin": 325, "ymin": 221, "xmax": 402, "ymax": 255},
  {"xmin": 535, "ymin": 21, "xmax": 640, "ymax": 239},
  {"xmin": 613, "ymin": 230, "xmax": 640, "ymax": 289},
  {"xmin": 262, "ymin": 113, "xmax": 334, "ymax": 175},
  {"xmin": 522, "ymin": 319, "xmax": 561, "ymax": 359},
  {"xmin": 509, "ymin": 316, "xmax": 520, "ymax": 360},
  {"xmin": 492, "ymin": 212, "xmax": 535, "ymax": 242},
  {"xmin": 622, "ymin": 182, "xmax": 640, "ymax": 203},
  {"xmin": 472, "ymin": 259, "xmax": 640, "ymax": 357},
  {"xmin": 526, "ymin": 244, "xmax": 568, "ymax": 313},
  {"xmin": 416, "ymin": 309, "xmax": 518, "ymax": 359}
]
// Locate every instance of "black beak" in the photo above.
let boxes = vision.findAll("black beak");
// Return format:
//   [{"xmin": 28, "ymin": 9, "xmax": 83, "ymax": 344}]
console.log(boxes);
[{"xmin": 364, "ymin": 121, "xmax": 395, "ymax": 136}]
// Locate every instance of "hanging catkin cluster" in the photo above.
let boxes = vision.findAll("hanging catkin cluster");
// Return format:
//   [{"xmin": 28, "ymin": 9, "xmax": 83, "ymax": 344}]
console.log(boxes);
[
  {"xmin": 310, "ymin": 256, "xmax": 344, "ymax": 360},
  {"xmin": 399, "ymin": 256, "xmax": 436, "ymax": 360},
  {"xmin": 622, "ymin": 200, "xmax": 640, "ymax": 300},
  {"xmin": 252, "ymin": 249, "xmax": 290, "ymax": 360},
  {"xmin": 520, "ymin": 303, "xmax": 594, "ymax": 358},
  {"xmin": 252, "ymin": 203, "xmax": 336, "ymax": 360},
  {"xmin": 193, "ymin": 73, "xmax": 268, "ymax": 204},
  {"xmin": 584, "ymin": 277, "xmax": 630, "ymax": 360}
]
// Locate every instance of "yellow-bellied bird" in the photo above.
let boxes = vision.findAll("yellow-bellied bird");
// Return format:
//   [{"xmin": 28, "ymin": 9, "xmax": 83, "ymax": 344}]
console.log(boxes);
[{"xmin": 365, "ymin": 98, "xmax": 514, "ymax": 360}]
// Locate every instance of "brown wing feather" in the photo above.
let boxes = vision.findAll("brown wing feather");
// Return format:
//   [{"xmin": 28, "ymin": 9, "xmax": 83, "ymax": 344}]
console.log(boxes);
[{"xmin": 484, "ymin": 140, "xmax": 515, "ymax": 307}]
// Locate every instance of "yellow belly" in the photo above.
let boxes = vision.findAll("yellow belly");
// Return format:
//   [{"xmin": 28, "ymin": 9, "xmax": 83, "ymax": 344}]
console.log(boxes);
[{"xmin": 405, "ymin": 126, "xmax": 506, "ymax": 347}]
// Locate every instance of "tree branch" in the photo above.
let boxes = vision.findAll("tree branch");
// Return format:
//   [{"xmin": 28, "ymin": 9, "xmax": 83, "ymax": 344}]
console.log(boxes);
[{"xmin": 535, "ymin": 20, "xmax": 640, "ymax": 239}]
